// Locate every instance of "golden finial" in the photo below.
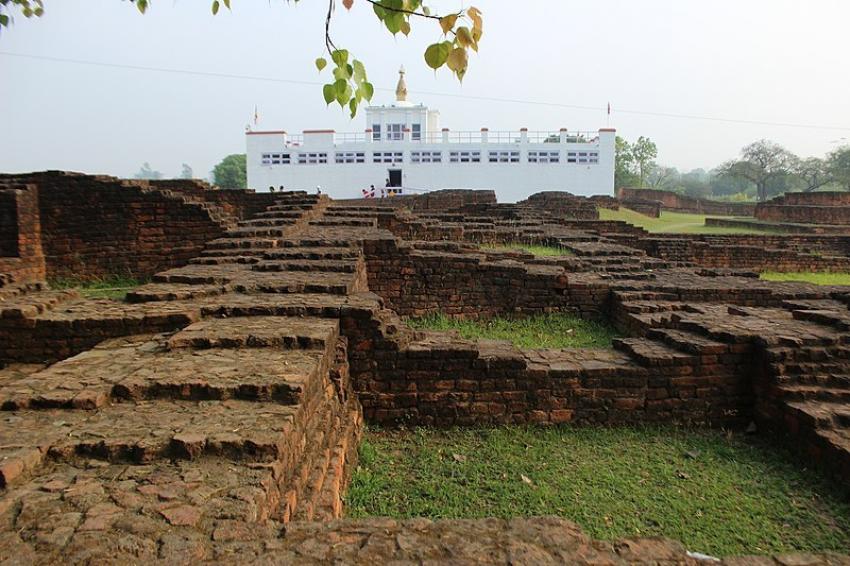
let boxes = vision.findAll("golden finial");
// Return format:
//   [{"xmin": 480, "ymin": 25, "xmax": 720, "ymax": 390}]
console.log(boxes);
[{"xmin": 395, "ymin": 65, "xmax": 408, "ymax": 102}]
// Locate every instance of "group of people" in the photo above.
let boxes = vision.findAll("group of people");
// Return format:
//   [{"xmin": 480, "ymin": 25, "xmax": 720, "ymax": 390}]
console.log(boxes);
[{"xmin": 361, "ymin": 179, "xmax": 403, "ymax": 199}]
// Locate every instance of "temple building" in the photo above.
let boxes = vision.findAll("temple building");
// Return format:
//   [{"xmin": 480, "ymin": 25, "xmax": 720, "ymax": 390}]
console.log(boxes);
[{"xmin": 246, "ymin": 68, "xmax": 615, "ymax": 200}]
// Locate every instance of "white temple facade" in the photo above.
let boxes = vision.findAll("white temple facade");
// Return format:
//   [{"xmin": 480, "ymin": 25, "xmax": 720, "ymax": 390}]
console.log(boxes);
[{"xmin": 246, "ymin": 69, "xmax": 615, "ymax": 200}]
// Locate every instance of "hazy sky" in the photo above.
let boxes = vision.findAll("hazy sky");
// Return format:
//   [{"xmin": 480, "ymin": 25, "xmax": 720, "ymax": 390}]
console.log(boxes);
[{"xmin": 2, "ymin": 0, "xmax": 849, "ymax": 184}]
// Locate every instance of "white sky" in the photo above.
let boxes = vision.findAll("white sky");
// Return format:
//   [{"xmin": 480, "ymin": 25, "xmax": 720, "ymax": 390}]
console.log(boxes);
[{"xmin": 1, "ymin": 0, "xmax": 849, "ymax": 181}]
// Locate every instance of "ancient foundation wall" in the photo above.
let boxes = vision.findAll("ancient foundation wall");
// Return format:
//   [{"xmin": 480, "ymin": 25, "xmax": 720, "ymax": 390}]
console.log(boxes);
[
  {"xmin": 627, "ymin": 234, "xmax": 850, "ymax": 272},
  {"xmin": 620, "ymin": 198, "xmax": 662, "ymax": 218},
  {"xmin": 0, "ymin": 183, "xmax": 46, "ymax": 289},
  {"xmin": 0, "ymin": 172, "xmax": 234, "ymax": 281},
  {"xmin": 521, "ymin": 192, "xmax": 600, "ymax": 220},
  {"xmin": 617, "ymin": 188, "xmax": 755, "ymax": 216},
  {"xmin": 149, "ymin": 179, "xmax": 279, "ymax": 220},
  {"xmin": 363, "ymin": 239, "xmax": 575, "ymax": 319}
]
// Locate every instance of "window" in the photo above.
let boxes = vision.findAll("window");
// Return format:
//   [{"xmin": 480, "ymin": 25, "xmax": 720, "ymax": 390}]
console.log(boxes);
[
  {"xmin": 334, "ymin": 152, "xmax": 365, "ymax": 164},
  {"xmin": 372, "ymin": 151, "xmax": 403, "ymax": 164},
  {"xmin": 411, "ymin": 123, "xmax": 422, "ymax": 141},
  {"xmin": 261, "ymin": 153, "xmax": 291, "ymax": 165},
  {"xmin": 297, "ymin": 152, "xmax": 328, "ymax": 164},
  {"xmin": 488, "ymin": 151, "xmax": 520, "ymax": 163},
  {"xmin": 411, "ymin": 151, "xmax": 442, "ymax": 163},
  {"xmin": 528, "ymin": 150, "xmax": 560, "ymax": 163},
  {"xmin": 372, "ymin": 124, "xmax": 381, "ymax": 141},
  {"xmin": 449, "ymin": 151, "xmax": 481, "ymax": 163},
  {"xmin": 566, "ymin": 151, "xmax": 599, "ymax": 164},
  {"xmin": 387, "ymin": 123, "xmax": 404, "ymax": 141}
]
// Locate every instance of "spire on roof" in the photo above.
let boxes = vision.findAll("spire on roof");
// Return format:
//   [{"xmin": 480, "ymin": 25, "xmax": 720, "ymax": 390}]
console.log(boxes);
[{"xmin": 395, "ymin": 65, "xmax": 408, "ymax": 103}]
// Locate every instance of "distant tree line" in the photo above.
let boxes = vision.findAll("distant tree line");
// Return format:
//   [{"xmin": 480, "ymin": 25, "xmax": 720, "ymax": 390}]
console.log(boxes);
[{"xmin": 617, "ymin": 136, "xmax": 850, "ymax": 202}]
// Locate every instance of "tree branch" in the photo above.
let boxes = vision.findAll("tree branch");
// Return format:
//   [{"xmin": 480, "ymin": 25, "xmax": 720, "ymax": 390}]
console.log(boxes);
[
  {"xmin": 325, "ymin": 0, "xmax": 337, "ymax": 55},
  {"xmin": 364, "ymin": 0, "xmax": 444, "ymax": 21}
]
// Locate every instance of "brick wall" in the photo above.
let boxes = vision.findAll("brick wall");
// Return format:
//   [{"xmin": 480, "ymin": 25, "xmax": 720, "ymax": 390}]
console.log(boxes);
[
  {"xmin": 149, "ymin": 179, "xmax": 279, "ymax": 220},
  {"xmin": 522, "ymin": 191, "xmax": 600, "ymax": 219},
  {"xmin": 363, "ymin": 239, "xmax": 576, "ymax": 319},
  {"xmin": 0, "ymin": 183, "xmax": 46, "ymax": 289},
  {"xmin": 0, "ymin": 171, "xmax": 235, "ymax": 281},
  {"xmin": 756, "ymin": 203, "xmax": 850, "ymax": 225},
  {"xmin": 620, "ymin": 198, "xmax": 661, "ymax": 218},
  {"xmin": 617, "ymin": 188, "xmax": 756, "ymax": 216}
]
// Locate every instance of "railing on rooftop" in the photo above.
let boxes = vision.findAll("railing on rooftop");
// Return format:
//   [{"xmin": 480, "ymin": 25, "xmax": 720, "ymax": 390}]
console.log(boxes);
[{"xmin": 275, "ymin": 130, "xmax": 602, "ymax": 146}]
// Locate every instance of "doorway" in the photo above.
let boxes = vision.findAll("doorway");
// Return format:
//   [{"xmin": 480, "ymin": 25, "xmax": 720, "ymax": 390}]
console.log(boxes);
[{"xmin": 388, "ymin": 169, "xmax": 402, "ymax": 188}]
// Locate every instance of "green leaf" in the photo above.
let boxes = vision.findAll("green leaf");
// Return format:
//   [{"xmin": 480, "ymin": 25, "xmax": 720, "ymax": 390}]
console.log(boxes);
[
  {"xmin": 315, "ymin": 57, "xmax": 328, "ymax": 72},
  {"xmin": 0, "ymin": 15, "xmax": 8, "ymax": 27},
  {"xmin": 334, "ymin": 79, "xmax": 352, "ymax": 107},
  {"xmin": 359, "ymin": 81, "xmax": 375, "ymax": 102},
  {"xmin": 349, "ymin": 98, "xmax": 358, "ymax": 119},
  {"xmin": 424, "ymin": 42, "xmax": 449, "ymax": 70},
  {"xmin": 136, "ymin": 0, "xmax": 148, "ymax": 14},
  {"xmin": 352, "ymin": 60, "xmax": 367, "ymax": 84},
  {"xmin": 384, "ymin": 11, "xmax": 404, "ymax": 34},
  {"xmin": 223, "ymin": 0, "xmax": 231, "ymax": 9},
  {"xmin": 212, "ymin": 0, "xmax": 220, "ymax": 15},
  {"xmin": 331, "ymin": 49, "xmax": 349, "ymax": 66},
  {"xmin": 373, "ymin": 3, "xmax": 387, "ymax": 20},
  {"xmin": 323, "ymin": 84, "xmax": 336, "ymax": 105},
  {"xmin": 333, "ymin": 64, "xmax": 352, "ymax": 81}
]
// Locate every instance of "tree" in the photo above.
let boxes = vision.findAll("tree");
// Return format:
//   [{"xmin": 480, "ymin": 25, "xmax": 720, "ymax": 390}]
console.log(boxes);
[
  {"xmin": 647, "ymin": 163, "xmax": 678, "ymax": 191},
  {"xmin": 180, "ymin": 163, "xmax": 194, "ymax": 180},
  {"xmin": 791, "ymin": 157, "xmax": 832, "ymax": 192},
  {"xmin": 827, "ymin": 147, "xmax": 850, "ymax": 191},
  {"xmin": 614, "ymin": 136, "xmax": 639, "ymax": 189},
  {"xmin": 0, "ymin": 0, "xmax": 483, "ymax": 118},
  {"xmin": 213, "ymin": 154, "xmax": 247, "ymax": 189},
  {"xmin": 717, "ymin": 140, "xmax": 795, "ymax": 201},
  {"xmin": 631, "ymin": 137, "xmax": 658, "ymax": 188},
  {"xmin": 134, "ymin": 162, "xmax": 163, "ymax": 180}
]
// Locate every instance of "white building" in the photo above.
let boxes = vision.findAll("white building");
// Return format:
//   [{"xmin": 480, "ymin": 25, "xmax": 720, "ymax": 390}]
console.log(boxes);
[{"xmin": 246, "ymin": 68, "xmax": 616, "ymax": 201}]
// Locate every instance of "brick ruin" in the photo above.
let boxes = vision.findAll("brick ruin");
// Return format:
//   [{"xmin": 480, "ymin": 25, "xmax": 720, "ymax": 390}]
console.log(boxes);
[{"xmin": 1, "ymin": 174, "xmax": 850, "ymax": 562}]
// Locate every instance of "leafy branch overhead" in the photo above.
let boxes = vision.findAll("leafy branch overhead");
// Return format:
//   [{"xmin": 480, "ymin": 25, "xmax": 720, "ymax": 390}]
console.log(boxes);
[{"xmin": 0, "ymin": 0, "xmax": 483, "ymax": 118}]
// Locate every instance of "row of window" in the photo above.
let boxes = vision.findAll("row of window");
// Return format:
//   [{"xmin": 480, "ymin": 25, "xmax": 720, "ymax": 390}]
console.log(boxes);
[
  {"xmin": 372, "ymin": 123, "xmax": 422, "ymax": 141},
  {"xmin": 261, "ymin": 150, "xmax": 600, "ymax": 166}
]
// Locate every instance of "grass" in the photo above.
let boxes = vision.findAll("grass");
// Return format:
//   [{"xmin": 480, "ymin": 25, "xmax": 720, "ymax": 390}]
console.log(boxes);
[
  {"xmin": 761, "ymin": 271, "xmax": 850, "ymax": 286},
  {"xmin": 346, "ymin": 426, "xmax": 850, "ymax": 557},
  {"xmin": 49, "ymin": 275, "xmax": 145, "ymax": 300},
  {"xmin": 598, "ymin": 208, "xmax": 775, "ymax": 235},
  {"xmin": 483, "ymin": 243, "xmax": 574, "ymax": 257},
  {"xmin": 406, "ymin": 312, "xmax": 618, "ymax": 349}
]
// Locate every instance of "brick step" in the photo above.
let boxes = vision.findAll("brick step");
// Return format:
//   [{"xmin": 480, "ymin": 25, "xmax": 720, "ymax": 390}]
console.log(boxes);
[
  {"xmin": 265, "ymin": 203, "xmax": 318, "ymax": 212},
  {"xmin": 205, "ymin": 238, "xmax": 279, "ymax": 250},
  {"xmin": 235, "ymin": 271, "xmax": 362, "ymax": 296},
  {"xmin": 784, "ymin": 399, "xmax": 850, "ymax": 430},
  {"xmin": 261, "ymin": 247, "xmax": 361, "ymax": 261},
  {"xmin": 778, "ymin": 384, "xmax": 850, "ymax": 403},
  {"xmin": 254, "ymin": 210, "xmax": 304, "ymax": 220},
  {"xmin": 226, "ymin": 227, "xmax": 292, "ymax": 238},
  {"xmin": 323, "ymin": 210, "xmax": 384, "ymax": 218},
  {"xmin": 126, "ymin": 283, "xmax": 231, "ymax": 303},
  {"xmin": 0, "ymin": 290, "xmax": 79, "ymax": 320},
  {"xmin": 775, "ymin": 373, "xmax": 850, "ymax": 389},
  {"xmin": 0, "ymin": 398, "xmax": 301, "ymax": 488},
  {"xmin": 612, "ymin": 337, "xmax": 696, "ymax": 367},
  {"xmin": 0, "ymin": 331, "xmax": 334, "ymax": 410},
  {"xmin": 154, "ymin": 265, "xmax": 248, "ymax": 285},
  {"xmin": 308, "ymin": 218, "xmax": 377, "ymax": 228},
  {"xmin": 190, "ymin": 255, "xmax": 261, "ymax": 265},
  {"xmin": 646, "ymin": 328, "xmax": 729, "ymax": 356},
  {"xmin": 252, "ymin": 259, "xmax": 360, "ymax": 273},
  {"xmin": 764, "ymin": 344, "xmax": 850, "ymax": 363},
  {"xmin": 167, "ymin": 315, "xmax": 339, "ymax": 350},
  {"xmin": 237, "ymin": 218, "xmax": 298, "ymax": 228},
  {"xmin": 791, "ymin": 309, "xmax": 850, "ymax": 332}
]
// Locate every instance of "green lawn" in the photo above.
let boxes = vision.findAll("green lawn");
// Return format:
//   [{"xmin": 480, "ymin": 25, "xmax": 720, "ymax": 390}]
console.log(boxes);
[
  {"xmin": 346, "ymin": 426, "xmax": 850, "ymax": 557},
  {"xmin": 406, "ymin": 312, "xmax": 618, "ymax": 349},
  {"xmin": 483, "ymin": 243, "xmax": 574, "ymax": 257},
  {"xmin": 49, "ymin": 275, "xmax": 144, "ymax": 300},
  {"xmin": 761, "ymin": 271, "xmax": 850, "ymax": 286},
  {"xmin": 598, "ymin": 207, "xmax": 771, "ymax": 235}
]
